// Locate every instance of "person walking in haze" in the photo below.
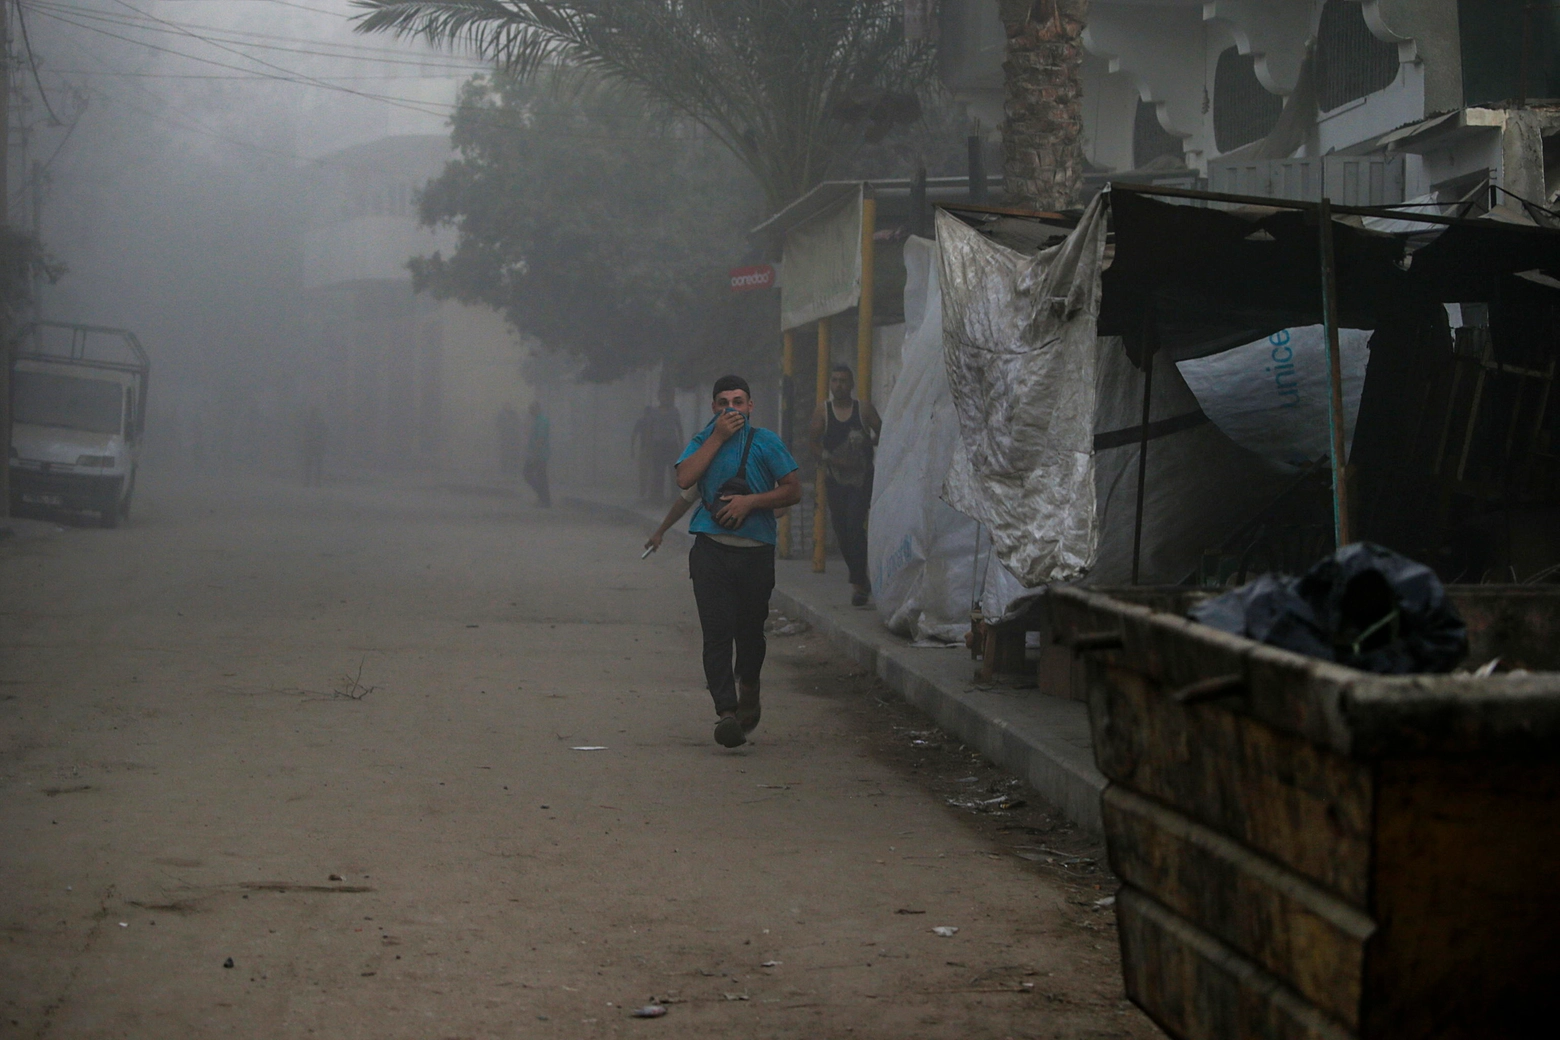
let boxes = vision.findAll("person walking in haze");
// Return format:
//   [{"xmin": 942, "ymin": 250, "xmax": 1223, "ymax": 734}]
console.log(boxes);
[
  {"xmin": 524, "ymin": 400, "xmax": 552, "ymax": 508},
  {"xmin": 809, "ymin": 365, "xmax": 881, "ymax": 606},
  {"xmin": 646, "ymin": 387, "xmax": 684, "ymax": 502},
  {"xmin": 631, "ymin": 405, "xmax": 660, "ymax": 502},
  {"xmin": 676, "ymin": 375, "xmax": 801, "ymax": 748},
  {"xmin": 300, "ymin": 404, "xmax": 327, "ymax": 487},
  {"xmin": 496, "ymin": 404, "xmax": 523, "ymax": 479}
]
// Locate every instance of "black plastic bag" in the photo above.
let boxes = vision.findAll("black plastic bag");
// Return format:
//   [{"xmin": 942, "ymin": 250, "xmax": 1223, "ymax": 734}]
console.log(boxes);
[{"xmin": 1189, "ymin": 542, "xmax": 1468, "ymax": 673}]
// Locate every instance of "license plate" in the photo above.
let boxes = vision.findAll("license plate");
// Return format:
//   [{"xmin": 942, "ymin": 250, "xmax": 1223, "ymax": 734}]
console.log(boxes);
[{"xmin": 22, "ymin": 493, "xmax": 64, "ymax": 506}]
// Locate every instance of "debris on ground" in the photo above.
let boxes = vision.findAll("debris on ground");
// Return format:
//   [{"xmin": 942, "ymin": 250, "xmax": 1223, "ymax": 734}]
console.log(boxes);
[
  {"xmin": 947, "ymin": 794, "xmax": 1027, "ymax": 813},
  {"xmin": 763, "ymin": 610, "xmax": 811, "ymax": 637},
  {"xmin": 630, "ymin": 1005, "xmax": 667, "ymax": 1018},
  {"xmin": 329, "ymin": 656, "xmax": 379, "ymax": 700},
  {"xmin": 932, "ymin": 926, "xmax": 960, "ymax": 937},
  {"xmin": 820, "ymin": 663, "xmax": 1119, "ymax": 924}
]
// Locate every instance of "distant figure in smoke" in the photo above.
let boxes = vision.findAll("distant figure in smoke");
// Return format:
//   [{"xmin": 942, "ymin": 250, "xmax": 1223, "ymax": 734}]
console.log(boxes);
[
  {"xmin": 524, "ymin": 400, "xmax": 552, "ymax": 508},
  {"xmin": 631, "ymin": 406, "xmax": 659, "ymax": 501},
  {"xmin": 300, "ymin": 405, "xmax": 328, "ymax": 487},
  {"xmin": 496, "ymin": 404, "xmax": 523, "ymax": 479},
  {"xmin": 631, "ymin": 388, "xmax": 684, "ymax": 503},
  {"xmin": 810, "ymin": 364, "xmax": 880, "ymax": 606},
  {"xmin": 675, "ymin": 375, "xmax": 800, "ymax": 748}
]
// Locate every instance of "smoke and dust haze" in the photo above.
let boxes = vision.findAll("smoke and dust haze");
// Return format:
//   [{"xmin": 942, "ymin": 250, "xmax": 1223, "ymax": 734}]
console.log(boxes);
[{"xmin": 22, "ymin": 0, "xmax": 510, "ymax": 482}]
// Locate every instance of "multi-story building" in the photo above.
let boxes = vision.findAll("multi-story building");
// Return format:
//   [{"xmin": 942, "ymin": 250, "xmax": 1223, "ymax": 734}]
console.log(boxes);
[
  {"xmin": 938, "ymin": 0, "xmax": 1558, "ymax": 214},
  {"xmin": 297, "ymin": 78, "xmax": 532, "ymax": 475}
]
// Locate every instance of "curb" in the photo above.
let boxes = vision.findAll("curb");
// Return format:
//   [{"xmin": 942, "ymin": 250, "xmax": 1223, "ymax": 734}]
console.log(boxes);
[
  {"xmin": 769, "ymin": 574, "xmax": 1105, "ymax": 834},
  {"xmin": 570, "ymin": 491, "xmax": 1105, "ymax": 833}
]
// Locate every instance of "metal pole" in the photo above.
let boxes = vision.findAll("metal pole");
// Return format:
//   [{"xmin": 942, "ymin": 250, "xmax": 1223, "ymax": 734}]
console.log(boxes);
[
  {"xmin": 1130, "ymin": 318, "xmax": 1155, "ymax": 585},
  {"xmin": 778, "ymin": 327, "xmax": 794, "ymax": 559},
  {"xmin": 855, "ymin": 195, "xmax": 876, "ymax": 404},
  {"xmin": 0, "ymin": 3, "xmax": 12, "ymax": 520},
  {"xmin": 968, "ymin": 126, "xmax": 988, "ymax": 204},
  {"xmin": 909, "ymin": 165, "xmax": 928, "ymax": 238},
  {"xmin": 1318, "ymin": 196, "xmax": 1352, "ymax": 546},
  {"xmin": 813, "ymin": 317, "xmax": 829, "ymax": 573},
  {"xmin": 30, "ymin": 157, "xmax": 40, "ymax": 329}
]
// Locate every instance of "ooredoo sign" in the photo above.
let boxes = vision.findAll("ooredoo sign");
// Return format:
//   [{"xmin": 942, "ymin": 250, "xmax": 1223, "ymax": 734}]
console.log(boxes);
[{"xmin": 728, "ymin": 264, "xmax": 776, "ymax": 292}]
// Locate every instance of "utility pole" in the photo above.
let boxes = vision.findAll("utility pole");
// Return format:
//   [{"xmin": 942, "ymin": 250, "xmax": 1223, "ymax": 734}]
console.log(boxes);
[
  {"xmin": 1, "ymin": 1, "xmax": 13, "ymax": 521},
  {"xmin": 30, "ymin": 158, "xmax": 40, "ymax": 314}
]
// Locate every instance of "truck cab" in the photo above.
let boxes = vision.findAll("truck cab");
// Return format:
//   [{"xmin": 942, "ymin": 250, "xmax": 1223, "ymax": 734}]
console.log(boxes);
[{"xmin": 9, "ymin": 323, "xmax": 149, "ymax": 527}]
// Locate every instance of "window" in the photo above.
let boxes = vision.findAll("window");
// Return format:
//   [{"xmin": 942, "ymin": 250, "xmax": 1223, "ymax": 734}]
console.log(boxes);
[
  {"xmin": 13, "ymin": 372, "xmax": 123, "ymax": 434},
  {"xmin": 1316, "ymin": 0, "xmax": 1400, "ymax": 111},
  {"xmin": 1213, "ymin": 46, "xmax": 1284, "ymax": 153},
  {"xmin": 1133, "ymin": 99, "xmax": 1183, "ymax": 168}
]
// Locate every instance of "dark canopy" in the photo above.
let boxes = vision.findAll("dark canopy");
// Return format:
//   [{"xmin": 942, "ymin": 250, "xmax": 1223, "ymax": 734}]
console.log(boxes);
[{"xmin": 1099, "ymin": 189, "xmax": 1411, "ymax": 361}]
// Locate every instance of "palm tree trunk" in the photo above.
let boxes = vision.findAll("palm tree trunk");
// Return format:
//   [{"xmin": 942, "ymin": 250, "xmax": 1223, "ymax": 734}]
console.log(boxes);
[{"xmin": 1000, "ymin": 0, "xmax": 1090, "ymax": 211}]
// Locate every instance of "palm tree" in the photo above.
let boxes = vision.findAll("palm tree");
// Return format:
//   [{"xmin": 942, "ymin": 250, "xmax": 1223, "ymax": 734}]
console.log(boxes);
[
  {"xmin": 352, "ymin": 0, "xmax": 932, "ymax": 211},
  {"xmin": 1000, "ymin": 0, "xmax": 1090, "ymax": 210}
]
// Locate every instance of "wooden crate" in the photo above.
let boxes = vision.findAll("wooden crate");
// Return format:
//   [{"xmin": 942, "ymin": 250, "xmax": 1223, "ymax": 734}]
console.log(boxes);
[{"xmin": 1048, "ymin": 586, "xmax": 1560, "ymax": 1040}]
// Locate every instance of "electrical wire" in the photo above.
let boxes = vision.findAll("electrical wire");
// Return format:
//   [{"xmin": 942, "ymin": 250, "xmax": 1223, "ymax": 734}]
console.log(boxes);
[
  {"xmin": 43, "ymin": 68, "xmax": 465, "ymax": 80},
  {"xmin": 30, "ymin": 4, "xmax": 469, "ymax": 120},
  {"xmin": 22, "ymin": 0, "xmax": 690, "ymax": 163},
  {"xmin": 26, "ymin": 0, "xmax": 484, "ymax": 67},
  {"xmin": 16, "ymin": 0, "xmax": 66, "ymax": 124},
  {"xmin": 28, "ymin": 6, "xmax": 682, "ymax": 144},
  {"xmin": 26, "ymin": 9, "xmax": 328, "ymax": 166}
]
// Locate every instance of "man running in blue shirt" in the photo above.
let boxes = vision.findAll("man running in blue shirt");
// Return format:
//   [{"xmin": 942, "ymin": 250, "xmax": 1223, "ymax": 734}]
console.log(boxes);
[{"xmin": 675, "ymin": 375, "xmax": 801, "ymax": 748}]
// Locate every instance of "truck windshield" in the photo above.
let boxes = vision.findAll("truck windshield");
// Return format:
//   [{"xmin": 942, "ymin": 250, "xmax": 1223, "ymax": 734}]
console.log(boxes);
[{"xmin": 13, "ymin": 371, "xmax": 124, "ymax": 435}]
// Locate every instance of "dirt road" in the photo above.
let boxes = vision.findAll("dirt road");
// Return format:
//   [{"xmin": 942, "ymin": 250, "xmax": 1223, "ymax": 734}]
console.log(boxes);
[{"xmin": 0, "ymin": 474, "xmax": 1158, "ymax": 1039}]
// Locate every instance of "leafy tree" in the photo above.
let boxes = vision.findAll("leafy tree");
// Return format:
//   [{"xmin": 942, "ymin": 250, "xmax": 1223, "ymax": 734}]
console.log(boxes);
[
  {"xmin": 409, "ymin": 73, "xmax": 768, "ymax": 382},
  {"xmin": 352, "ymin": 0, "xmax": 932, "ymax": 210},
  {"xmin": 0, "ymin": 229, "xmax": 64, "ymax": 329}
]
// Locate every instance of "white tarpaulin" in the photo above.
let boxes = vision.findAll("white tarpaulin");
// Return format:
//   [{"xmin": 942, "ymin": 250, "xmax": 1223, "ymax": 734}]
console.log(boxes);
[
  {"xmin": 937, "ymin": 198, "xmax": 1109, "ymax": 586},
  {"xmin": 868, "ymin": 236, "xmax": 981, "ymax": 642},
  {"xmin": 872, "ymin": 206, "xmax": 1346, "ymax": 635},
  {"xmin": 1176, "ymin": 324, "xmax": 1370, "ymax": 469},
  {"xmin": 780, "ymin": 186, "xmax": 862, "ymax": 331}
]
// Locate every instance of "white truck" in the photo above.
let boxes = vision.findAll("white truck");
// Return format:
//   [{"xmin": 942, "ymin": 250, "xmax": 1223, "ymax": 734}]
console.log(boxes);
[{"xmin": 9, "ymin": 322, "xmax": 149, "ymax": 527}]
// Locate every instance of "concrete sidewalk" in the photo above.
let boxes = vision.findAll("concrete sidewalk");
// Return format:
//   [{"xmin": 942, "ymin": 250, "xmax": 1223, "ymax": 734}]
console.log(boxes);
[{"xmin": 568, "ymin": 492, "xmax": 1106, "ymax": 833}]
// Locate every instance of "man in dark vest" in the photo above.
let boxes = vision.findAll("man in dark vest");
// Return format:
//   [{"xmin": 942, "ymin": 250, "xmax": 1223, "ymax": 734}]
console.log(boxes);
[{"xmin": 809, "ymin": 364, "xmax": 881, "ymax": 607}]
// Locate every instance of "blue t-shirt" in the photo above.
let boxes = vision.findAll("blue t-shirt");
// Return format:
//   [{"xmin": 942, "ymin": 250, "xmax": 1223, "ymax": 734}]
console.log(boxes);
[{"xmin": 676, "ymin": 418, "xmax": 798, "ymax": 545}]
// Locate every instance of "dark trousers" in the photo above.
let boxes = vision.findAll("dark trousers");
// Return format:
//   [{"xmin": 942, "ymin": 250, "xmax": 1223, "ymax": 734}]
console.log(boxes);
[
  {"xmin": 826, "ymin": 472, "xmax": 873, "ymax": 588},
  {"xmin": 689, "ymin": 534, "xmax": 775, "ymax": 715}
]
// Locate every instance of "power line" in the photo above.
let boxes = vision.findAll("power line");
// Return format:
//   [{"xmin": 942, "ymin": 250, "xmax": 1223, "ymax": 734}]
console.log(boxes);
[
  {"xmin": 16, "ymin": 0, "xmax": 66, "ymax": 124},
  {"xmin": 26, "ymin": 0, "xmax": 485, "ymax": 67},
  {"xmin": 23, "ymin": 10, "xmax": 327, "ymax": 166},
  {"xmin": 25, "ymin": 1, "xmax": 695, "ymax": 151},
  {"xmin": 167, "ymin": 0, "xmax": 356, "ymax": 16},
  {"xmin": 44, "ymin": 68, "xmax": 465, "ymax": 80},
  {"xmin": 30, "ymin": 5, "xmax": 463, "ymax": 118}
]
